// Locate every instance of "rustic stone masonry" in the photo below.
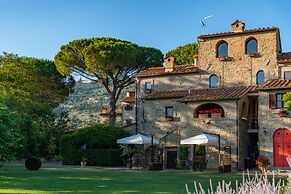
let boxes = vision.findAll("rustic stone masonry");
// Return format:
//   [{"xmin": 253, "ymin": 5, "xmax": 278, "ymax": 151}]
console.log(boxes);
[{"xmin": 125, "ymin": 20, "xmax": 291, "ymax": 170}]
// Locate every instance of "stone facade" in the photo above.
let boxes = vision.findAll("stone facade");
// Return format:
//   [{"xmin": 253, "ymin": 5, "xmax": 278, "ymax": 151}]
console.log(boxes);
[
  {"xmin": 258, "ymin": 90, "xmax": 291, "ymax": 167},
  {"xmin": 127, "ymin": 20, "xmax": 291, "ymax": 170},
  {"xmin": 198, "ymin": 28, "xmax": 280, "ymax": 87}
]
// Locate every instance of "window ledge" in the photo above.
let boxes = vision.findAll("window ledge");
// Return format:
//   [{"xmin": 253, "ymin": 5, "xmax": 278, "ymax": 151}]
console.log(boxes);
[{"xmin": 247, "ymin": 52, "xmax": 260, "ymax": 58}]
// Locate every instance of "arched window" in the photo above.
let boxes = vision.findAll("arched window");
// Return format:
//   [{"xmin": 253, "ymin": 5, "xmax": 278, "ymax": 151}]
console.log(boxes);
[
  {"xmin": 256, "ymin": 70, "xmax": 265, "ymax": 85},
  {"xmin": 246, "ymin": 38, "xmax": 258, "ymax": 54},
  {"xmin": 209, "ymin": 74, "xmax": 218, "ymax": 88},
  {"xmin": 217, "ymin": 41, "xmax": 228, "ymax": 57},
  {"xmin": 195, "ymin": 103, "xmax": 225, "ymax": 118}
]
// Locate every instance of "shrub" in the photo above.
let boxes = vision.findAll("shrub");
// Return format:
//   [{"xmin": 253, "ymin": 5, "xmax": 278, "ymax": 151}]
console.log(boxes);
[
  {"xmin": 177, "ymin": 145, "xmax": 189, "ymax": 169},
  {"xmin": 60, "ymin": 124, "xmax": 128, "ymax": 166}
]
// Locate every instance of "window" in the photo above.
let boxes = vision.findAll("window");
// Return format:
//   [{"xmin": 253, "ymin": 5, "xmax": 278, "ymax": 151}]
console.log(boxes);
[
  {"xmin": 144, "ymin": 82, "xmax": 152, "ymax": 91},
  {"xmin": 284, "ymin": 71, "xmax": 291, "ymax": 80},
  {"xmin": 124, "ymin": 104, "xmax": 133, "ymax": 111},
  {"xmin": 276, "ymin": 93, "xmax": 286, "ymax": 108},
  {"xmin": 209, "ymin": 74, "xmax": 218, "ymax": 88},
  {"xmin": 217, "ymin": 41, "xmax": 228, "ymax": 58},
  {"xmin": 256, "ymin": 70, "xmax": 265, "ymax": 85},
  {"xmin": 246, "ymin": 38, "xmax": 258, "ymax": 54},
  {"xmin": 129, "ymin": 92, "xmax": 135, "ymax": 97},
  {"xmin": 195, "ymin": 103, "xmax": 225, "ymax": 118},
  {"xmin": 165, "ymin": 106, "xmax": 174, "ymax": 120}
]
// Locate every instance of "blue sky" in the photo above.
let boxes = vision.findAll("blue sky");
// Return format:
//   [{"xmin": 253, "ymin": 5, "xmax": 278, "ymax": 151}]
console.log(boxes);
[{"xmin": 0, "ymin": 0, "xmax": 290, "ymax": 60}]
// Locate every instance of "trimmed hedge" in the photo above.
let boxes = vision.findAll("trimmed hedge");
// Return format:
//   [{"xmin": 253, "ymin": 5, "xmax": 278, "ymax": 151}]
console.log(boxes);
[
  {"xmin": 60, "ymin": 124, "xmax": 128, "ymax": 166},
  {"xmin": 62, "ymin": 149, "xmax": 122, "ymax": 166}
]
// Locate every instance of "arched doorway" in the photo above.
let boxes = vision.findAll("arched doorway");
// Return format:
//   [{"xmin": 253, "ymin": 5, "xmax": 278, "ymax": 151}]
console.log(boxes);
[{"xmin": 273, "ymin": 128, "xmax": 291, "ymax": 167}]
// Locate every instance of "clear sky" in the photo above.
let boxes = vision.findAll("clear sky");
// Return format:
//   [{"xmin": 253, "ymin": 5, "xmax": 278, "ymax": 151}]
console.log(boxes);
[{"xmin": 0, "ymin": 0, "xmax": 290, "ymax": 60}]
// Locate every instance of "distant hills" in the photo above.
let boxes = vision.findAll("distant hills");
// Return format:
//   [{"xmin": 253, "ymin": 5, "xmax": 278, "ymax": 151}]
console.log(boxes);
[{"xmin": 55, "ymin": 79, "xmax": 132, "ymax": 130}]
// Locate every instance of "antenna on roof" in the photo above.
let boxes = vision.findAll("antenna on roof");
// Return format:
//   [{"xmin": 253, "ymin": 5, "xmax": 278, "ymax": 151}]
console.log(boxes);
[
  {"xmin": 206, "ymin": 64, "xmax": 212, "ymax": 70},
  {"xmin": 265, "ymin": 59, "xmax": 270, "ymax": 66},
  {"xmin": 200, "ymin": 15, "xmax": 213, "ymax": 28}
]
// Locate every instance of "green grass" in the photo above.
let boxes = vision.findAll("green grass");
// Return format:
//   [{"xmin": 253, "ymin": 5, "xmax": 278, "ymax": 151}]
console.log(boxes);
[{"xmin": 0, "ymin": 163, "xmax": 284, "ymax": 194}]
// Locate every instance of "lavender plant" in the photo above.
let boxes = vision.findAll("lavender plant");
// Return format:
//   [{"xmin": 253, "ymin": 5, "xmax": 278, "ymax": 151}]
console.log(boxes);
[{"xmin": 185, "ymin": 171, "xmax": 290, "ymax": 194}]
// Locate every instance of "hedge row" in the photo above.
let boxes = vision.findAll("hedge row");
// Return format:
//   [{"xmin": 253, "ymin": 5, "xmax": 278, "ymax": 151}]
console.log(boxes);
[
  {"xmin": 60, "ymin": 124, "xmax": 129, "ymax": 166},
  {"xmin": 62, "ymin": 149, "xmax": 122, "ymax": 166}
]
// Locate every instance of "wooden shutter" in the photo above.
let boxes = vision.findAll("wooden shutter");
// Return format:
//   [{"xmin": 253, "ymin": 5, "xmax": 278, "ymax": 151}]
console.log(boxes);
[{"xmin": 269, "ymin": 93, "xmax": 276, "ymax": 109}]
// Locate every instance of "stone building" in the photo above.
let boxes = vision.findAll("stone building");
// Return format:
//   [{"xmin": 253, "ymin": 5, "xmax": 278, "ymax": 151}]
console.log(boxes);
[{"xmin": 128, "ymin": 20, "xmax": 291, "ymax": 170}]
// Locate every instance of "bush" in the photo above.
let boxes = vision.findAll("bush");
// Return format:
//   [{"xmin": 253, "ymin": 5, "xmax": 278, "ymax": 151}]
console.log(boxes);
[
  {"xmin": 60, "ymin": 124, "xmax": 128, "ymax": 166},
  {"xmin": 177, "ymin": 145, "xmax": 189, "ymax": 169}
]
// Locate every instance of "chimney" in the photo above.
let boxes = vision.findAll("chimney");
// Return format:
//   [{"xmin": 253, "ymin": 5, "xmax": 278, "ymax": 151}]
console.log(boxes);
[
  {"xmin": 164, "ymin": 56, "xmax": 175, "ymax": 72},
  {"xmin": 193, "ymin": 54, "xmax": 198, "ymax": 67},
  {"xmin": 231, "ymin": 20, "xmax": 245, "ymax": 32}
]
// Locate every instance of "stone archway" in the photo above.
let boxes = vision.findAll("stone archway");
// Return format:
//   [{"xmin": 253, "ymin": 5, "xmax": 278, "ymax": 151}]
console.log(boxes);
[{"xmin": 273, "ymin": 128, "xmax": 291, "ymax": 167}]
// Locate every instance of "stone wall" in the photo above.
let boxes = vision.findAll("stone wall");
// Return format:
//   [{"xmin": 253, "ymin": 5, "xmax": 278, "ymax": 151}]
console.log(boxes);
[
  {"xmin": 137, "ymin": 73, "xmax": 209, "ymax": 97},
  {"xmin": 257, "ymin": 90, "xmax": 291, "ymax": 167},
  {"xmin": 198, "ymin": 30, "xmax": 280, "ymax": 87},
  {"xmin": 137, "ymin": 98, "xmax": 244, "ymax": 169},
  {"xmin": 121, "ymin": 103, "xmax": 136, "ymax": 126}
]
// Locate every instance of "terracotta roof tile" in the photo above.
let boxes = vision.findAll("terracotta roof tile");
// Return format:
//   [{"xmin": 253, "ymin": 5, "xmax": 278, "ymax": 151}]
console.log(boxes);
[
  {"xmin": 121, "ymin": 96, "xmax": 136, "ymax": 103},
  {"xmin": 100, "ymin": 108, "xmax": 122, "ymax": 115},
  {"xmin": 136, "ymin": 64, "xmax": 202, "ymax": 78},
  {"xmin": 179, "ymin": 86, "xmax": 257, "ymax": 102},
  {"xmin": 198, "ymin": 27, "xmax": 277, "ymax": 39},
  {"xmin": 259, "ymin": 79, "xmax": 291, "ymax": 90},
  {"xmin": 144, "ymin": 90, "xmax": 190, "ymax": 100},
  {"xmin": 144, "ymin": 86, "xmax": 258, "ymax": 101},
  {"xmin": 278, "ymin": 52, "xmax": 291, "ymax": 64}
]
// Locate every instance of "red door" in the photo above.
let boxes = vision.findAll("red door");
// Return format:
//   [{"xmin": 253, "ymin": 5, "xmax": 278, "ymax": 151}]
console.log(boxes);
[{"xmin": 274, "ymin": 128, "xmax": 291, "ymax": 167}]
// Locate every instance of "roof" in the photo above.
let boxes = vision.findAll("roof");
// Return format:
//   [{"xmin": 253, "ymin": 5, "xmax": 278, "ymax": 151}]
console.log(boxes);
[
  {"xmin": 136, "ymin": 64, "xmax": 202, "ymax": 78},
  {"xmin": 278, "ymin": 52, "xmax": 291, "ymax": 64},
  {"xmin": 180, "ymin": 86, "xmax": 257, "ymax": 102},
  {"xmin": 198, "ymin": 27, "xmax": 277, "ymax": 39},
  {"xmin": 259, "ymin": 79, "xmax": 291, "ymax": 90},
  {"xmin": 121, "ymin": 96, "xmax": 136, "ymax": 103},
  {"xmin": 144, "ymin": 86, "xmax": 257, "ymax": 102},
  {"xmin": 144, "ymin": 90, "xmax": 190, "ymax": 100},
  {"xmin": 100, "ymin": 108, "xmax": 122, "ymax": 116}
]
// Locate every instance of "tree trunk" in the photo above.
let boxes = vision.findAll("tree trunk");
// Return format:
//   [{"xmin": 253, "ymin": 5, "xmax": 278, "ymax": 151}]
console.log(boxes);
[{"xmin": 109, "ymin": 95, "xmax": 117, "ymax": 124}]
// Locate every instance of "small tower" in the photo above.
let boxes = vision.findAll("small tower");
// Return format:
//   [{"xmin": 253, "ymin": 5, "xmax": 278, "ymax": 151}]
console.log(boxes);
[{"xmin": 231, "ymin": 20, "xmax": 245, "ymax": 32}]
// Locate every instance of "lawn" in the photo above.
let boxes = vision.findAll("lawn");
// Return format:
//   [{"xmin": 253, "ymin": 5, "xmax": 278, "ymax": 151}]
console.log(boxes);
[{"xmin": 0, "ymin": 163, "xmax": 285, "ymax": 194}]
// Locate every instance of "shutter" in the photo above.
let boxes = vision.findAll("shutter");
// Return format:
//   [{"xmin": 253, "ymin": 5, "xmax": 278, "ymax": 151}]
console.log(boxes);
[{"xmin": 269, "ymin": 93, "xmax": 276, "ymax": 109}]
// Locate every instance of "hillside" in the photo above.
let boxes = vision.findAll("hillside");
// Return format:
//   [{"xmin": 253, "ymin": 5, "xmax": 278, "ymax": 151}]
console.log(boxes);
[{"xmin": 55, "ymin": 79, "xmax": 132, "ymax": 129}]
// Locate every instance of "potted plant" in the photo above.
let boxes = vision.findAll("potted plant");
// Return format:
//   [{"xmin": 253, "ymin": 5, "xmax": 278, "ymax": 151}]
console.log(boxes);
[
  {"xmin": 120, "ymin": 145, "xmax": 135, "ymax": 169},
  {"xmin": 278, "ymin": 108, "xmax": 288, "ymax": 117},
  {"xmin": 255, "ymin": 155, "xmax": 270, "ymax": 172},
  {"xmin": 53, "ymin": 155, "xmax": 64, "ymax": 167},
  {"xmin": 80, "ymin": 157, "xmax": 87, "ymax": 167}
]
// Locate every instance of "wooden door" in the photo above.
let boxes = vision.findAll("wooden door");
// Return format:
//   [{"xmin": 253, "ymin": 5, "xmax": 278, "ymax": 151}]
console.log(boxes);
[
  {"xmin": 274, "ymin": 128, "xmax": 291, "ymax": 167},
  {"xmin": 166, "ymin": 151, "xmax": 177, "ymax": 169}
]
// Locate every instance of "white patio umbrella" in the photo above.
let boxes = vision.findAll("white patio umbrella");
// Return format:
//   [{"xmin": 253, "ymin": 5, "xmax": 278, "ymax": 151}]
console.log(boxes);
[
  {"xmin": 180, "ymin": 133, "xmax": 226, "ymax": 170},
  {"xmin": 117, "ymin": 134, "xmax": 159, "ymax": 145},
  {"xmin": 180, "ymin": 133, "xmax": 226, "ymax": 145}
]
